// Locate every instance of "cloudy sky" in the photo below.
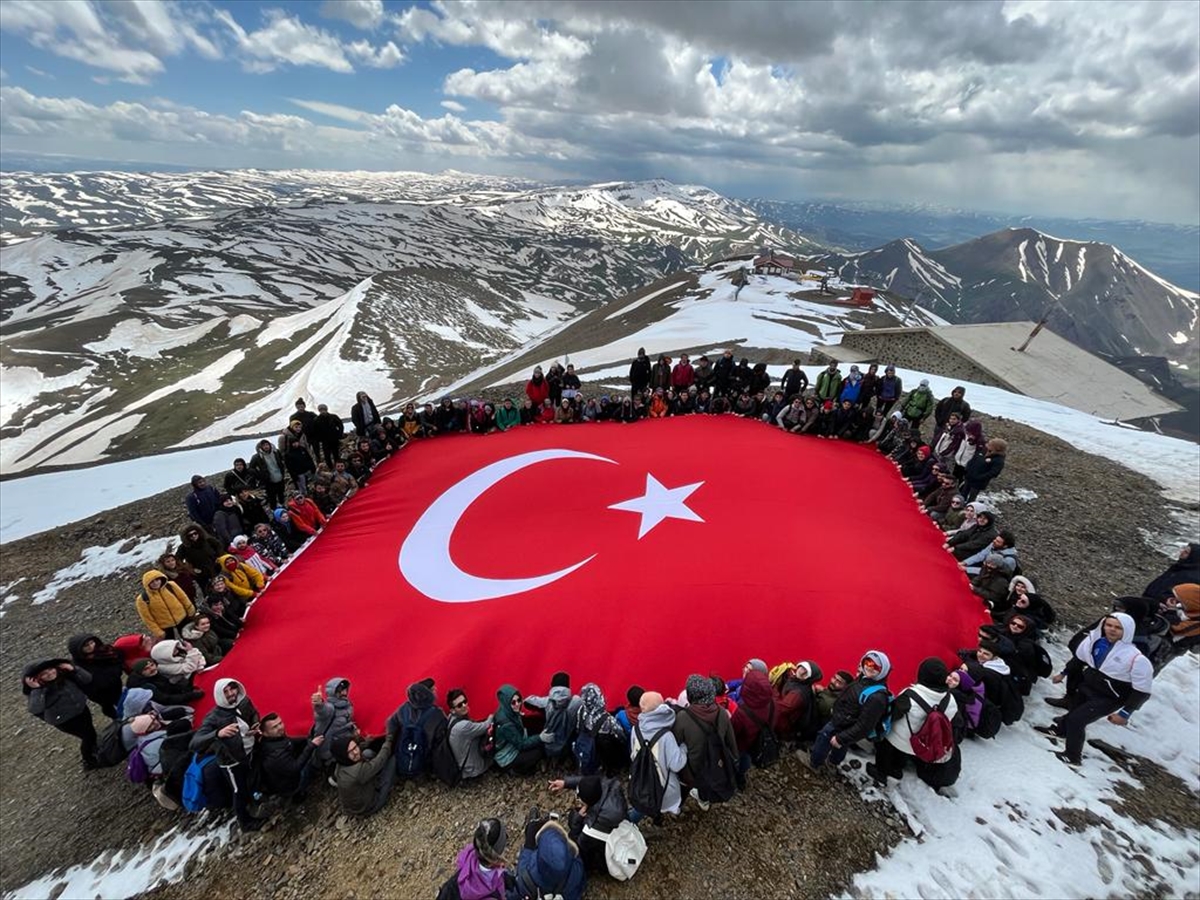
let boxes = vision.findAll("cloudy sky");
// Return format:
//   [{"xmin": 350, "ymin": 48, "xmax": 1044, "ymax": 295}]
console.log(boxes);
[{"xmin": 1, "ymin": 0, "xmax": 1197, "ymax": 222}]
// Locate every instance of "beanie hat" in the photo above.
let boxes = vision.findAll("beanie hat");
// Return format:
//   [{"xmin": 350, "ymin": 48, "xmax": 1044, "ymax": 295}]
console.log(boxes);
[
  {"xmin": 917, "ymin": 657, "xmax": 949, "ymax": 691},
  {"xmin": 835, "ymin": 669, "xmax": 854, "ymax": 685},
  {"xmin": 329, "ymin": 733, "xmax": 356, "ymax": 766},
  {"xmin": 418, "ymin": 677, "xmax": 435, "ymax": 690},
  {"xmin": 625, "ymin": 685, "xmax": 644, "ymax": 707},
  {"xmin": 686, "ymin": 673, "xmax": 716, "ymax": 706},
  {"xmin": 979, "ymin": 639, "xmax": 1001, "ymax": 656},
  {"xmin": 918, "ymin": 445, "xmax": 932, "ymax": 455},
  {"xmin": 131, "ymin": 659, "xmax": 154, "ymax": 675},
  {"xmin": 551, "ymin": 671, "xmax": 570, "ymax": 689},
  {"xmin": 747, "ymin": 658, "xmax": 768, "ymax": 674},
  {"xmin": 129, "ymin": 714, "xmax": 157, "ymax": 735},
  {"xmin": 576, "ymin": 776, "xmax": 603, "ymax": 807},
  {"xmin": 639, "ymin": 691, "xmax": 664, "ymax": 713},
  {"xmin": 473, "ymin": 818, "xmax": 508, "ymax": 867},
  {"xmin": 920, "ymin": 379, "xmax": 930, "ymax": 388},
  {"xmin": 984, "ymin": 553, "xmax": 1006, "ymax": 568}
]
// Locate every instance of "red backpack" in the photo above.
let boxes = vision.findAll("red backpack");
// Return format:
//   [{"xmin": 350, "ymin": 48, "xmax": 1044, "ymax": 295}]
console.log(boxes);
[{"xmin": 907, "ymin": 692, "xmax": 954, "ymax": 764}]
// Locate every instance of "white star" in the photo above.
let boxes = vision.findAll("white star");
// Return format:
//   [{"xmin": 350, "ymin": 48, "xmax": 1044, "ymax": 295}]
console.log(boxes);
[{"xmin": 608, "ymin": 473, "xmax": 705, "ymax": 539}]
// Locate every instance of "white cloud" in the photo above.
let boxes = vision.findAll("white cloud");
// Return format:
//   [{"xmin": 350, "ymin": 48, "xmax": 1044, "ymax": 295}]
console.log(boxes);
[
  {"xmin": 441, "ymin": 99, "xmax": 466, "ymax": 113},
  {"xmin": 347, "ymin": 38, "xmax": 404, "ymax": 68},
  {"xmin": 215, "ymin": 8, "xmax": 404, "ymax": 73},
  {"xmin": 319, "ymin": 0, "xmax": 386, "ymax": 31},
  {"xmin": 288, "ymin": 98, "xmax": 372, "ymax": 124}
]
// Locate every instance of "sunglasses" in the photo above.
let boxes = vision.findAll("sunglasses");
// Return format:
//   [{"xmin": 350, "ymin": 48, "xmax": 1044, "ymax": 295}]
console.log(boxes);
[{"xmin": 452, "ymin": 700, "xmax": 468, "ymax": 709}]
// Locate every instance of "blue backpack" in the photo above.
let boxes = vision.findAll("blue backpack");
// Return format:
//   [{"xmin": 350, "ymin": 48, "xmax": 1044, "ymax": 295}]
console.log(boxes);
[
  {"xmin": 859, "ymin": 684, "xmax": 893, "ymax": 740},
  {"xmin": 394, "ymin": 706, "xmax": 445, "ymax": 778},
  {"xmin": 573, "ymin": 721, "xmax": 599, "ymax": 774},
  {"xmin": 182, "ymin": 754, "xmax": 217, "ymax": 812}
]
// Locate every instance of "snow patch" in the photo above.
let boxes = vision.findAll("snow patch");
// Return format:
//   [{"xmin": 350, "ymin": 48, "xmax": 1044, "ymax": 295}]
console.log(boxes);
[{"xmin": 31, "ymin": 534, "xmax": 176, "ymax": 605}]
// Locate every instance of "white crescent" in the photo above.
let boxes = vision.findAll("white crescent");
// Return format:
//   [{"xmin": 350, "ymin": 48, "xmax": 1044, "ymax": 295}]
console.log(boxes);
[{"xmin": 399, "ymin": 448, "xmax": 616, "ymax": 603}]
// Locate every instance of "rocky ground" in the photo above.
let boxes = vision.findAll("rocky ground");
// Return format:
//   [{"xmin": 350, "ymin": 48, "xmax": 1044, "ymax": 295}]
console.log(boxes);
[{"xmin": 0, "ymin": 398, "xmax": 1194, "ymax": 897}]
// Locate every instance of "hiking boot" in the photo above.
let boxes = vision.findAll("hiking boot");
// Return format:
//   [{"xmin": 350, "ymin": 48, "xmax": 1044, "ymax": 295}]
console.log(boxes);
[
  {"xmin": 864, "ymin": 763, "xmax": 888, "ymax": 787},
  {"xmin": 1044, "ymin": 696, "xmax": 1070, "ymax": 709},
  {"xmin": 1033, "ymin": 725, "xmax": 1059, "ymax": 739},
  {"xmin": 1054, "ymin": 751, "xmax": 1082, "ymax": 767},
  {"xmin": 689, "ymin": 788, "xmax": 711, "ymax": 811}
]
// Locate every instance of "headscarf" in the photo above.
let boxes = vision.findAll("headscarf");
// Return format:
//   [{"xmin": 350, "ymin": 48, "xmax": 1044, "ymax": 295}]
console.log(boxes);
[
  {"xmin": 685, "ymin": 673, "xmax": 716, "ymax": 706},
  {"xmin": 578, "ymin": 682, "xmax": 608, "ymax": 732}
]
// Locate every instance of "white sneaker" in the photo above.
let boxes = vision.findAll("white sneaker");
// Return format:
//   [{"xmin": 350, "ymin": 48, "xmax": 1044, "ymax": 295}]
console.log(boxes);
[{"xmin": 689, "ymin": 788, "xmax": 711, "ymax": 811}]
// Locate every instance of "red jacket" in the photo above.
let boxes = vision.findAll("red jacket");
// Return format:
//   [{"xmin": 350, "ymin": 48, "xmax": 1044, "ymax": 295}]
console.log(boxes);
[
  {"xmin": 536, "ymin": 406, "xmax": 555, "ymax": 424},
  {"xmin": 526, "ymin": 378, "xmax": 550, "ymax": 407},
  {"xmin": 113, "ymin": 634, "xmax": 150, "ymax": 673},
  {"xmin": 671, "ymin": 362, "xmax": 694, "ymax": 388},
  {"xmin": 731, "ymin": 670, "xmax": 775, "ymax": 754},
  {"xmin": 287, "ymin": 497, "xmax": 327, "ymax": 536}
]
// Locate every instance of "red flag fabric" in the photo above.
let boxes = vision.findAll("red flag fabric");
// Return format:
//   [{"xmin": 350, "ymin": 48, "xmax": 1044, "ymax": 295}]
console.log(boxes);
[{"xmin": 194, "ymin": 416, "xmax": 987, "ymax": 730}]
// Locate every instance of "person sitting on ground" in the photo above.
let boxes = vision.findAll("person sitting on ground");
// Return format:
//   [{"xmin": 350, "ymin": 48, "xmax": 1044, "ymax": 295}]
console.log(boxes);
[
  {"xmin": 630, "ymin": 690, "xmax": 687, "ymax": 818},
  {"xmin": 1037, "ymin": 613, "xmax": 1152, "ymax": 766},
  {"xmin": 495, "ymin": 398, "xmax": 521, "ymax": 432},
  {"xmin": 445, "ymin": 689, "xmax": 495, "ymax": 782},
  {"xmin": 730, "ymin": 666, "xmax": 774, "ymax": 783},
  {"xmin": 647, "ymin": 388, "xmax": 669, "ymax": 418},
  {"xmin": 328, "ymin": 459, "xmax": 359, "ymax": 505},
  {"xmin": 211, "ymin": 493, "xmax": 245, "ymax": 548},
  {"xmin": 517, "ymin": 808, "xmax": 586, "ymax": 900},
  {"xmin": 812, "ymin": 669, "xmax": 853, "ymax": 732},
  {"xmin": 271, "ymin": 509, "xmax": 307, "ymax": 553},
  {"xmin": 939, "ymin": 494, "xmax": 967, "ymax": 531},
  {"xmin": 999, "ymin": 612, "xmax": 1046, "ymax": 696},
  {"xmin": 870, "ymin": 657, "xmax": 960, "ymax": 789},
  {"xmin": 573, "ymin": 683, "xmax": 626, "ymax": 776},
  {"xmin": 202, "ymin": 591, "xmax": 243, "ymax": 643},
  {"xmin": 613, "ymin": 685, "xmax": 644, "ymax": 742},
  {"xmin": 22, "ymin": 658, "xmax": 99, "ymax": 769},
  {"xmin": 470, "ymin": 401, "xmax": 498, "ymax": 434},
  {"xmin": 136, "ymin": 569, "xmax": 196, "ymax": 640},
  {"xmin": 190, "ymin": 678, "xmax": 265, "ymax": 830},
  {"xmin": 962, "ymin": 438, "xmax": 1007, "ymax": 501},
  {"xmin": 548, "ymin": 774, "xmax": 630, "ymax": 876},
  {"xmin": 525, "ymin": 672, "xmax": 582, "ymax": 764},
  {"xmin": 67, "ymin": 633, "xmax": 125, "ymax": 719},
  {"xmin": 672, "ymin": 674, "xmax": 738, "ymax": 811},
  {"xmin": 774, "ymin": 661, "xmax": 823, "ymax": 743},
  {"xmin": 960, "ymin": 529, "xmax": 1018, "ymax": 577},
  {"xmin": 1143, "ymin": 543, "xmax": 1200, "ymax": 602},
  {"xmin": 217, "ymin": 553, "xmax": 265, "ymax": 609},
  {"xmin": 960, "ymin": 640, "xmax": 1024, "ymax": 726},
  {"xmin": 177, "ymin": 524, "xmax": 224, "ymax": 592},
  {"xmin": 128, "ymin": 658, "xmax": 204, "ymax": 706},
  {"xmin": 181, "ymin": 613, "xmax": 230, "ymax": 665},
  {"xmin": 925, "ymin": 473, "xmax": 961, "ymax": 522},
  {"xmin": 990, "ymin": 575, "xmax": 1050, "ymax": 627},
  {"xmin": 494, "ymin": 685, "xmax": 550, "ymax": 775},
  {"xmin": 776, "ymin": 397, "xmax": 806, "ymax": 432},
  {"xmin": 387, "ymin": 678, "xmax": 444, "ymax": 776},
  {"xmin": 256, "ymin": 712, "xmax": 323, "ymax": 802},
  {"xmin": 251, "ymin": 522, "xmax": 289, "ymax": 567},
  {"xmin": 112, "ymin": 633, "xmax": 155, "ymax": 673},
  {"xmin": 150, "ymin": 639, "xmax": 206, "ymax": 685},
  {"xmin": 438, "ymin": 818, "xmax": 515, "ymax": 900},
  {"xmin": 947, "ymin": 507, "xmax": 998, "ymax": 561},
  {"xmin": 157, "ymin": 550, "xmax": 199, "ymax": 601},
  {"xmin": 331, "ymin": 724, "xmax": 398, "ymax": 817},
  {"xmin": 286, "ymin": 492, "xmax": 327, "ymax": 537},
  {"xmin": 309, "ymin": 481, "xmax": 337, "ymax": 518},
  {"xmin": 969, "ymin": 554, "xmax": 1013, "ymax": 611},
  {"xmin": 228, "ymin": 534, "xmax": 277, "ymax": 578},
  {"xmin": 810, "ymin": 651, "xmax": 892, "ymax": 770},
  {"xmin": 312, "ymin": 677, "xmax": 359, "ymax": 767}
]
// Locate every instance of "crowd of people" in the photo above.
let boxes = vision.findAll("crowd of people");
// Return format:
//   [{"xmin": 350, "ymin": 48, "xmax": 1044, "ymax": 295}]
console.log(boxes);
[{"xmin": 20, "ymin": 354, "xmax": 1200, "ymax": 899}]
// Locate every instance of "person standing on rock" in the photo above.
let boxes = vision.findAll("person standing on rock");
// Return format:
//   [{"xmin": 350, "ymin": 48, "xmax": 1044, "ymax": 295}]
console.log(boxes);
[
  {"xmin": 900, "ymin": 379, "xmax": 935, "ymax": 436},
  {"xmin": 313, "ymin": 403, "xmax": 345, "ymax": 466},
  {"xmin": 814, "ymin": 361, "xmax": 842, "ymax": 408},
  {"xmin": 934, "ymin": 386, "xmax": 972, "ymax": 435},
  {"xmin": 628, "ymin": 349, "xmax": 652, "ymax": 396},
  {"xmin": 136, "ymin": 569, "xmax": 196, "ymax": 640},
  {"xmin": 249, "ymin": 439, "xmax": 288, "ymax": 509},
  {"xmin": 185, "ymin": 475, "xmax": 221, "ymax": 529},
  {"xmin": 350, "ymin": 391, "xmax": 381, "ymax": 438},
  {"xmin": 22, "ymin": 659, "xmax": 99, "ymax": 769}
]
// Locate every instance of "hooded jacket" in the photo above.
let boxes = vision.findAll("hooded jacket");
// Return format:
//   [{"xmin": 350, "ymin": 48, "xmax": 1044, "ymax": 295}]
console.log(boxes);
[
  {"xmin": 216, "ymin": 554, "xmax": 265, "ymax": 601},
  {"xmin": 493, "ymin": 684, "xmax": 542, "ymax": 768},
  {"xmin": 190, "ymin": 678, "xmax": 259, "ymax": 765},
  {"xmin": 1074, "ymin": 612, "xmax": 1153, "ymax": 717},
  {"xmin": 287, "ymin": 496, "xmax": 327, "ymax": 537},
  {"xmin": 948, "ymin": 517, "xmax": 1000, "ymax": 561},
  {"xmin": 313, "ymin": 676, "xmax": 356, "ymax": 763},
  {"xmin": 1143, "ymin": 544, "xmax": 1200, "ymax": 601},
  {"xmin": 22, "ymin": 659, "xmax": 92, "ymax": 726},
  {"xmin": 180, "ymin": 621, "xmax": 226, "ymax": 665},
  {"xmin": 886, "ymin": 660, "xmax": 958, "ymax": 757},
  {"xmin": 774, "ymin": 661, "xmax": 823, "ymax": 739},
  {"xmin": 331, "ymin": 732, "xmax": 395, "ymax": 816},
  {"xmin": 672, "ymin": 701, "xmax": 737, "ymax": 784},
  {"xmin": 517, "ymin": 819, "xmax": 586, "ymax": 900},
  {"xmin": 526, "ymin": 685, "xmax": 581, "ymax": 757},
  {"xmin": 453, "ymin": 844, "xmax": 509, "ymax": 900},
  {"xmin": 829, "ymin": 651, "xmax": 892, "ymax": 746},
  {"xmin": 150, "ymin": 640, "xmax": 207, "ymax": 682},
  {"xmin": 67, "ymin": 634, "xmax": 125, "ymax": 700},
  {"xmin": 631, "ymin": 702, "xmax": 687, "ymax": 814},
  {"xmin": 447, "ymin": 711, "xmax": 494, "ymax": 781},
  {"xmin": 256, "ymin": 732, "xmax": 318, "ymax": 797},
  {"xmin": 177, "ymin": 525, "xmax": 224, "ymax": 580},
  {"xmin": 731, "ymin": 669, "xmax": 775, "ymax": 754},
  {"xmin": 136, "ymin": 570, "xmax": 196, "ymax": 637}
]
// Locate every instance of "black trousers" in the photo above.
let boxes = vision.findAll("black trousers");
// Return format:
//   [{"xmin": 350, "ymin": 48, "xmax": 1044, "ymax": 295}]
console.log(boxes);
[
  {"xmin": 56, "ymin": 712, "xmax": 99, "ymax": 764},
  {"xmin": 1057, "ymin": 686, "xmax": 1123, "ymax": 762},
  {"xmin": 503, "ymin": 745, "xmax": 544, "ymax": 776}
]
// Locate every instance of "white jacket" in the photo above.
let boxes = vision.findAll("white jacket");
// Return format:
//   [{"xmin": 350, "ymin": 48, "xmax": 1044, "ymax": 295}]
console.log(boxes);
[
  {"xmin": 886, "ymin": 683, "xmax": 958, "ymax": 756},
  {"xmin": 1074, "ymin": 612, "xmax": 1153, "ymax": 695},
  {"xmin": 150, "ymin": 640, "xmax": 207, "ymax": 680}
]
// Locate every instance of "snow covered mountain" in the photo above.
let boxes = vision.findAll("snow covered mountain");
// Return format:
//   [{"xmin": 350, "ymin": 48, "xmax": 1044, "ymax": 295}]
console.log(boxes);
[
  {"xmin": 814, "ymin": 228, "xmax": 1200, "ymax": 364},
  {"xmin": 0, "ymin": 172, "xmax": 810, "ymax": 473}
]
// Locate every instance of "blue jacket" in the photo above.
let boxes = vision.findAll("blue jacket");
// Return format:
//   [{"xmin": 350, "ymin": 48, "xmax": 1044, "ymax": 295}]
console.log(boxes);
[{"xmin": 517, "ymin": 821, "xmax": 585, "ymax": 900}]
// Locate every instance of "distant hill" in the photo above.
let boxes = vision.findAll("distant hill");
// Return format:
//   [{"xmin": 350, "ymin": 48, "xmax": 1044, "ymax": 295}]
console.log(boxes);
[
  {"xmin": 745, "ymin": 198, "xmax": 1200, "ymax": 293},
  {"xmin": 811, "ymin": 228, "xmax": 1199, "ymax": 366}
]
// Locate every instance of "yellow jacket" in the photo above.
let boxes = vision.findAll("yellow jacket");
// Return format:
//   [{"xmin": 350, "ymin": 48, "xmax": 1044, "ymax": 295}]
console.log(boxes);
[
  {"xmin": 136, "ymin": 569, "xmax": 196, "ymax": 637},
  {"xmin": 217, "ymin": 554, "xmax": 265, "ymax": 600}
]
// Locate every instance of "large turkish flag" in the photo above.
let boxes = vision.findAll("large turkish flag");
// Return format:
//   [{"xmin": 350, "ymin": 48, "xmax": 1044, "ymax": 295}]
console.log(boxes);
[{"xmin": 194, "ymin": 416, "xmax": 986, "ymax": 729}]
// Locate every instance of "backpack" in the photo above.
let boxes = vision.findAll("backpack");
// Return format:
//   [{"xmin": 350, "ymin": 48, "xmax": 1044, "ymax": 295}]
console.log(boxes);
[
  {"xmin": 741, "ymin": 701, "xmax": 780, "ymax": 768},
  {"xmin": 429, "ymin": 717, "xmax": 467, "ymax": 787},
  {"xmin": 859, "ymin": 684, "xmax": 893, "ymax": 740},
  {"xmin": 973, "ymin": 699, "xmax": 1002, "ymax": 739},
  {"xmin": 1034, "ymin": 645, "xmax": 1053, "ymax": 679},
  {"xmin": 127, "ymin": 742, "xmax": 152, "ymax": 784},
  {"xmin": 573, "ymin": 721, "xmax": 600, "ymax": 775},
  {"xmin": 582, "ymin": 820, "xmax": 647, "ymax": 881},
  {"xmin": 683, "ymin": 708, "xmax": 737, "ymax": 802},
  {"xmin": 629, "ymin": 723, "xmax": 669, "ymax": 816},
  {"xmin": 906, "ymin": 693, "xmax": 955, "ymax": 764},
  {"xmin": 181, "ymin": 754, "xmax": 217, "ymax": 812},
  {"xmin": 395, "ymin": 706, "xmax": 445, "ymax": 778},
  {"xmin": 94, "ymin": 718, "xmax": 133, "ymax": 768}
]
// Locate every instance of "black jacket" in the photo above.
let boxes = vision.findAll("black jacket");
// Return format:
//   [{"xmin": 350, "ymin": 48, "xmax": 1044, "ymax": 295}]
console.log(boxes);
[
  {"xmin": 67, "ymin": 635, "xmax": 124, "ymax": 702},
  {"xmin": 629, "ymin": 356, "xmax": 652, "ymax": 391},
  {"xmin": 781, "ymin": 368, "xmax": 808, "ymax": 398},
  {"xmin": 313, "ymin": 412, "xmax": 345, "ymax": 444},
  {"xmin": 249, "ymin": 448, "xmax": 287, "ymax": 486},
  {"xmin": 829, "ymin": 677, "xmax": 890, "ymax": 745},
  {"xmin": 256, "ymin": 735, "xmax": 317, "ymax": 796},
  {"xmin": 223, "ymin": 467, "xmax": 258, "ymax": 495},
  {"xmin": 127, "ymin": 671, "xmax": 197, "ymax": 707},
  {"xmin": 23, "ymin": 660, "xmax": 92, "ymax": 726},
  {"xmin": 191, "ymin": 697, "xmax": 260, "ymax": 766},
  {"xmin": 1143, "ymin": 544, "xmax": 1200, "ymax": 601}
]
